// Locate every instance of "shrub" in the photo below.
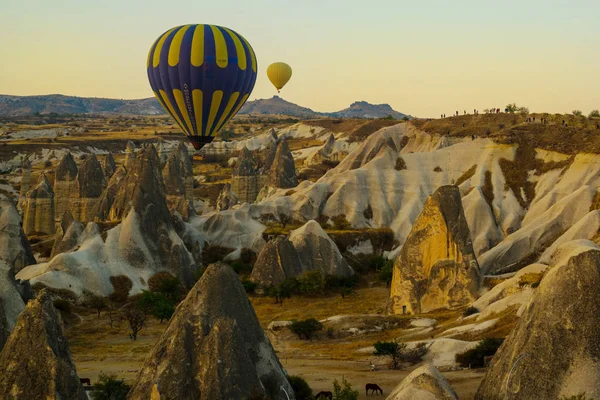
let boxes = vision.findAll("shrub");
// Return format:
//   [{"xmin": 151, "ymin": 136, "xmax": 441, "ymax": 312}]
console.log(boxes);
[
  {"xmin": 572, "ymin": 110, "xmax": 583, "ymax": 117},
  {"xmin": 136, "ymin": 291, "xmax": 175, "ymax": 323},
  {"xmin": 109, "ymin": 275, "xmax": 133, "ymax": 303},
  {"xmin": 374, "ymin": 340, "xmax": 427, "ymax": 369},
  {"xmin": 91, "ymin": 373, "xmax": 130, "ymax": 400},
  {"xmin": 363, "ymin": 204, "xmax": 373, "ymax": 220},
  {"xmin": 287, "ymin": 376, "xmax": 313, "ymax": 400},
  {"xmin": 201, "ymin": 245, "xmax": 233, "ymax": 266},
  {"xmin": 332, "ymin": 378, "xmax": 359, "ymax": 400},
  {"xmin": 230, "ymin": 261, "xmax": 253, "ymax": 275},
  {"xmin": 455, "ymin": 338, "xmax": 504, "ymax": 368},
  {"xmin": 331, "ymin": 215, "xmax": 352, "ymax": 230},
  {"xmin": 434, "ymin": 166, "xmax": 442, "ymax": 172},
  {"xmin": 83, "ymin": 293, "xmax": 108, "ymax": 318},
  {"xmin": 240, "ymin": 248, "xmax": 257, "ymax": 266},
  {"xmin": 376, "ymin": 258, "xmax": 394, "ymax": 286},
  {"xmin": 148, "ymin": 272, "xmax": 181, "ymax": 302},
  {"xmin": 242, "ymin": 278, "xmax": 258, "ymax": 294},
  {"xmin": 505, "ymin": 103, "xmax": 518, "ymax": 113},
  {"xmin": 394, "ymin": 157, "xmax": 407, "ymax": 171},
  {"xmin": 561, "ymin": 394, "xmax": 592, "ymax": 400},
  {"xmin": 266, "ymin": 278, "xmax": 296, "ymax": 305},
  {"xmin": 517, "ymin": 106, "xmax": 530, "ymax": 115},
  {"xmin": 289, "ymin": 318, "xmax": 323, "ymax": 340},
  {"xmin": 463, "ymin": 306, "xmax": 479, "ymax": 317},
  {"xmin": 589, "ymin": 110, "xmax": 600, "ymax": 118},
  {"xmin": 297, "ymin": 270, "xmax": 325, "ymax": 295}
]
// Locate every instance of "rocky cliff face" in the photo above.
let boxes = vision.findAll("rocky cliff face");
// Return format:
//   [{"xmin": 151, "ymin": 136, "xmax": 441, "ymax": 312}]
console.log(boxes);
[
  {"xmin": 268, "ymin": 138, "xmax": 298, "ymax": 188},
  {"xmin": 162, "ymin": 147, "xmax": 192, "ymax": 214},
  {"xmin": 22, "ymin": 174, "xmax": 55, "ymax": 235},
  {"xmin": 231, "ymin": 146, "xmax": 262, "ymax": 203},
  {"xmin": 0, "ymin": 195, "xmax": 36, "ymax": 273},
  {"xmin": 476, "ymin": 245, "xmax": 600, "ymax": 400},
  {"xmin": 91, "ymin": 166, "xmax": 126, "ymax": 221},
  {"xmin": 389, "ymin": 185, "xmax": 480, "ymax": 315},
  {"xmin": 18, "ymin": 157, "xmax": 32, "ymax": 209},
  {"xmin": 70, "ymin": 153, "xmax": 106, "ymax": 222},
  {"xmin": 216, "ymin": 183, "xmax": 238, "ymax": 211},
  {"xmin": 0, "ymin": 262, "xmax": 26, "ymax": 352},
  {"xmin": 128, "ymin": 263, "xmax": 294, "ymax": 400},
  {"xmin": 125, "ymin": 140, "xmax": 137, "ymax": 167},
  {"xmin": 289, "ymin": 220, "xmax": 354, "ymax": 278},
  {"xmin": 387, "ymin": 364, "xmax": 458, "ymax": 400},
  {"xmin": 103, "ymin": 152, "xmax": 116, "ymax": 179},
  {"xmin": 250, "ymin": 236, "xmax": 303, "ymax": 288},
  {"xmin": 0, "ymin": 290, "xmax": 87, "ymax": 399}
]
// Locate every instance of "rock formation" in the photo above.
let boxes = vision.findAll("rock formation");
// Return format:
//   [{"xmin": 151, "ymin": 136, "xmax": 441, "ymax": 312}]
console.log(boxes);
[
  {"xmin": 268, "ymin": 138, "xmax": 298, "ymax": 188},
  {"xmin": 0, "ymin": 195, "xmax": 36, "ymax": 273},
  {"xmin": 103, "ymin": 152, "xmax": 116, "ymax": 178},
  {"xmin": 91, "ymin": 166, "xmax": 126, "ymax": 221},
  {"xmin": 216, "ymin": 183, "xmax": 238, "ymax": 211},
  {"xmin": 54, "ymin": 152, "xmax": 78, "ymax": 221},
  {"xmin": 0, "ymin": 290, "xmax": 87, "ymax": 399},
  {"xmin": 231, "ymin": 146, "xmax": 262, "ymax": 203},
  {"xmin": 162, "ymin": 147, "xmax": 192, "ymax": 213},
  {"xmin": 22, "ymin": 174, "xmax": 55, "ymax": 235},
  {"xmin": 305, "ymin": 133, "xmax": 346, "ymax": 167},
  {"xmin": 250, "ymin": 236, "xmax": 303, "ymax": 288},
  {"xmin": 475, "ymin": 246, "xmax": 600, "ymax": 400},
  {"xmin": 18, "ymin": 156, "xmax": 32, "ymax": 209},
  {"xmin": 261, "ymin": 141, "xmax": 278, "ymax": 173},
  {"xmin": 0, "ymin": 262, "xmax": 26, "ymax": 351},
  {"xmin": 387, "ymin": 364, "xmax": 458, "ymax": 400},
  {"xmin": 51, "ymin": 211, "xmax": 84, "ymax": 258},
  {"xmin": 128, "ymin": 263, "xmax": 294, "ymax": 400},
  {"xmin": 389, "ymin": 185, "xmax": 480, "ymax": 315},
  {"xmin": 70, "ymin": 153, "xmax": 106, "ymax": 222},
  {"xmin": 176, "ymin": 142, "xmax": 194, "ymax": 201},
  {"xmin": 125, "ymin": 140, "xmax": 137, "ymax": 167},
  {"xmin": 289, "ymin": 220, "xmax": 354, "ymax": 278}
]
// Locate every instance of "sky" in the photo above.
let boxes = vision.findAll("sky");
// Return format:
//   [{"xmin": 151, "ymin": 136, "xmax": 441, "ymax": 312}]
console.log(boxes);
[{"xmin": 1, "ymin": 0, "xmax": 599, "ymax": 117}]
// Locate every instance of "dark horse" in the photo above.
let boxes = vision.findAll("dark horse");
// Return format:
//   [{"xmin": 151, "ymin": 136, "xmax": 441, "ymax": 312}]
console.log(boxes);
[
  {"xmin": 315, "ymin": 391, "xmax": 333, "ymax": 400},
  {"xmin": 366, "ymin": 383, "xmax": 383, "ymax": 396}
]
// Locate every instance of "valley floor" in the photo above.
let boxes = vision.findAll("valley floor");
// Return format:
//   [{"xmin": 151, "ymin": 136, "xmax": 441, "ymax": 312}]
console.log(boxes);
[{"xmin": 67, "ymin": 287, "xmax": 486, "ymax": 399}]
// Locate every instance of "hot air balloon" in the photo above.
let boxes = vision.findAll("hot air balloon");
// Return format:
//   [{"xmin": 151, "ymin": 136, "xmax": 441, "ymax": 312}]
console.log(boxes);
[
  {"xmin": 267, "ymin": 62, "xmax": 292, "ymax": 93},
  {"xmin": 147, "ymin": 24, "xmax": 257, "ymax": 150}
]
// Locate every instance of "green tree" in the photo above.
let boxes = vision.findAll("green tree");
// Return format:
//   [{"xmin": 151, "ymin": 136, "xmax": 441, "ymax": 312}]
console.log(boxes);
[
  {"xmin": 148, "ymin": 272, "xmax": 181, "ymax": 302},
  {"xmin": 332, "ymin": 378, "xmax": 359, "ymax": 400},
  {"xmin": 377, "ymin": 258, "xmax": 394, "ymax": 287},
  {"xmin": 297, "ymin": 270, "xmax": 325, "ymax": 295},
  {"xmin": 289, "ymin": 318, "xmax": 323, "ymax": 340},
  {"xmin": 589, "ymin": 110, "xmax": 600, "ymax": 118},
  {"xmin": 455, "ymin": 338, "xmax": 503, "ymax": 368},
  {"xmin": 91, "ymin": 373, "xmax": 130, "ymax": 400},
  {"xmin": 266, "ymin": 279, "xmax": 296, "ymax": 305},
  {"xmin": 505, "ymin": 103, "xmax": 518, "ymax": 113},
  {"xmin": 83, "ymin": 293, "xmax": 108, "ymax": 318},
  {"xmin": 573, "ymin": 110, "xmax": 583, "ymax": 117},
  {"xmin": 374, "ymin": 341, "xmax": 403, "ymax": 370},
  {"xmin": 136, "ymin": 291, "xmax": 175, "ymax": 323},
  {"xmin": 287, "ymin": 376, "xmax": 313, "ymax": 400}
]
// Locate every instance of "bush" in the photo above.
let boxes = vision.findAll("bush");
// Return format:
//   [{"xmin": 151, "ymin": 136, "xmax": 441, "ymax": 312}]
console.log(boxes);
[
  {"xmin": 240, "ymin": 248, "xmax": 257, "ymax": 266},
  {"xmin": 287, "ymin": 376, "xmax": 313, "ymax": 400},
  {"xmin": 505, "ymin": 103, "xmax": 518, "ymax": 113},
  {"xmin": 289, "ymin": 318, "xmax": 323, "ymax": 340},
  {"xmin": 297, "ymin": 270, "xmax": 325, "ymax": 295},
  {"xmin": 201, "ymin": 245, "xmax": 233, "ymax": 266},
  {"xmin": 517, "ymin": 106, "xmax": 529, "ymax": 115},
  {"xmin": 589, "ymin": 110, "xmax": 600, "ymax": 118},
  {"xmin": 136, "ymin": 291, "xmax": 175, "ymax": 323},
  {"xmin": 242, "ymin": 278, "xmax": 258, "ymax": 294},
  {"xmin": 572, "ymin": 110, "xmax": 583, "ymax": 117},
  {"xmin": 374, "ymin": 340, "xmax": 427, "ymax": 369},
  {"xmin": 376, "ymin": 257, "xmax": 394, "ymax": 286},
  {"xmin": 331, "ymin": 215, "xmax": 352, "ymax": 230},
  {"xmin": 148, "ymin": 272, "xmax": 181, "ymax": 302},
  {"xmin": 561, "ymin": 394, "xmax": 592, "ymax": 400},
  {"xmin": 455, "ymin": 338, "xmax": 504, "ymax": 368},
  {"xmin": 109, "ymin": 275, "xmax": 133, "ymax": 303},
  {"xmin": 332, "ymin": 378, "xmax": 359, "ymax": 400},
  {"xmin": 266, "ymin": 278, "xmax": 297, "ymax": 305},
  {"xmin": 230, "ymin": 261, "xmax": 253, "ymax": 275},
  {"xmin": 463, "ymin": 306, "xmax": 479, "ymax": 317},
  {"xmin": 91, "ymin": 373, "xmax": 130, "ymax": 400},
  {"xmin": 83, "ymin": 293, "xmax": 108, "ymax": 318}
]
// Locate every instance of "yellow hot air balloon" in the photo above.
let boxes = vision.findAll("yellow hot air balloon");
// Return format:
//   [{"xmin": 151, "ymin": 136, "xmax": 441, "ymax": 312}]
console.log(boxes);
[{"xmin": 267, "ymin": 62, "xmax": 292, "ymax": 92}]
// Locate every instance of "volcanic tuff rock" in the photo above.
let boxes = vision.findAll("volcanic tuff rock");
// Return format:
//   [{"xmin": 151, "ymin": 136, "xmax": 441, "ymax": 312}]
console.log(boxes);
[
  {"xmin": 54, "ymin": 152, "xmax": 78, "ymax": 220},
  {"xmin": 162, "ymin": 148, "xmax": 191, "ymax": 213},
  {"xmin": 125, "ymin": 140, "xmax": 137, "ymax": 167},
  {"xmin": 103, "ymin": 152, "xmax": 116, "ymax": 178},
  {"xmin": 22, "ymin": 174, "xmax": 55, "ymax": 235},
  {"xmin": 250, "ymin": 236, "xmax": 303, "ymax": 287},
  {"xmin": 268, "ymin": 138, "xmax": 298, "ymax": 188},
  {"xmin": 231, "ymin": 146, "xmax": 262, "ymax": 203},
  {"xmin": 0, "ymin": 195, "xmax": 36, "ymax": 273},
  {"xmin": 176, "ymin": 142, "xmax": 194, "ymax": 201},
  {"xmin": 0, "ymin": 262, "xmax": 26, "ymax": 351},
  {"xmin": 389, "ymin": 185, "xmax": 480, "ymax": 315},
  {"xmin": 70, "ymin": 153, "xmax": 106, "ymax": 222},
  {"xmin": 216, "ymin": 183, "xmax": 238, "ymax": 211},
  {"xmin": 289, "ymin": 220, "xmax": 354, "ymax": 278},
  {"xmin": 476, "ymin": 244, "xmax": 600, "ymax": 400},
  {"xmin": 128, "ymin": 263, "xmax": 294, "ymax": 400},
  {"xmin": 18, "ymin": 157, "xmax": 32, "ymax": 199},
  {"xmin": 386, "ymin": 364, "xmax": 458, "ymax": 400},
  {"xmin": 50, "ymin": 211, "xmax": 84, "ymax": 258},
  {"xmin": 305, "ymin": 133, "xmax": 346, "ymax": 166},
  {"xmin": 91, "ymin": 166, "xmax": 126, "ymax": 221},
  {"xmin": 0, "ymin": 290, "xmax": 87, "ymax": 399}
]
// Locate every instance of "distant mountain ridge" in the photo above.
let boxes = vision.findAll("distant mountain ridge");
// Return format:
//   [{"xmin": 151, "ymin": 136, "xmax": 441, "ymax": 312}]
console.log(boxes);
[{"xmin": 0, "ymin": 94, "xmax": 410, "ymax": 119}]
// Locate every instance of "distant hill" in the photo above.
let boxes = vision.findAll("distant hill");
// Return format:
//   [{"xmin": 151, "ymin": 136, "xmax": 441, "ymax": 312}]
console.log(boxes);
[
  {"xmin": 238, "ymin": 96, "xmax": 318, "ymax": 117},
  {"xmin": 0, "ymin": 94, "xmax": 164, "ymax": 116},
  {"xmin": 0, "ymin": 94, "xmax": 410, "ymax": 120}
]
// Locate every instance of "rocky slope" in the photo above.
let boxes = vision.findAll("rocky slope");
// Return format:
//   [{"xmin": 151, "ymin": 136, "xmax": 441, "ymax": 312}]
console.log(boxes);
[
  {"xmin": 0, "ymin": 290, "xmax": 86, "ymax": 399},
  {"xmin": 387, "ymin": 364, "xmax": 458, "ymax": 400},
  {"xmin": 128, "ymin": 263, "xmax": 294, "ymax": 400}
]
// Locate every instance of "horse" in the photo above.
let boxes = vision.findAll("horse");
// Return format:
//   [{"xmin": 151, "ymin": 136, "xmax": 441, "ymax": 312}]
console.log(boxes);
[
  {"xmin": 315, "ymin": 391, "xmax": 333, "ymax": 399},
  {"xmin": 80, "ymin": 378, "xmax": 91, "ymax": 386},
  {"xmin": 366, "ymin": 383, "xmax": 383, "ymax": 396}
]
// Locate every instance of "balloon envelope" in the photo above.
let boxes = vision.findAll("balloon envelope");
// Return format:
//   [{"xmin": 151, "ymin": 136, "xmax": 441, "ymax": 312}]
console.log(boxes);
[
  {"xmin": 267, "ymin": 62, "xmax": 292, "ymax": 91},
  {"xmin": 147, "ymin": 24, "xmax": 257, "ymax": 150}
]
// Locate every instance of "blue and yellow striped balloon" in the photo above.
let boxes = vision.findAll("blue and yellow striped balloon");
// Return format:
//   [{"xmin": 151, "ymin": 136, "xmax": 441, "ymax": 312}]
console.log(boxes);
[{"xmin": 147, "ymin": 24, "xmax": 257, "ymax": 150}]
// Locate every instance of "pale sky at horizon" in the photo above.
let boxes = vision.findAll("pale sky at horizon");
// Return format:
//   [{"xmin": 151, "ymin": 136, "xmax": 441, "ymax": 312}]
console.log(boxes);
[{"xmin": 1, "ymin": 0, "xmax": 599, "ymax": 117}]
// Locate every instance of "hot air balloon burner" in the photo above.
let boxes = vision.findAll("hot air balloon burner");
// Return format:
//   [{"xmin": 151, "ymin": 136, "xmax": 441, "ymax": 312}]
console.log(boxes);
[{"xmin": 188, "ymin": 135, "xmax": 215, "ymax": 151}]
